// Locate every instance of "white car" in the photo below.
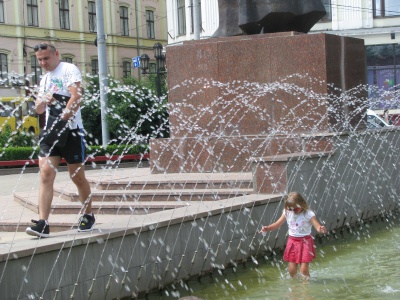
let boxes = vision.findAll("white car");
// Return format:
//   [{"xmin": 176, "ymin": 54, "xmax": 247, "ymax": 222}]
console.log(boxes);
[{"xmin": 366, "ymin": 109, "xmax": 392, "ymax": 128}]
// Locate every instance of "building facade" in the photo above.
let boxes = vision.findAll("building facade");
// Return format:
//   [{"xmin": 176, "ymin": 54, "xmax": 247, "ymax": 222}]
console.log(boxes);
[
  {"xmin": 313, "ymin": 0, "xmax": 400, "ymax": 109},
  {"xmin": 166, "ymin": 0, "xmax": 400, "ymax": 109},
  {"xmin": 0, "ymin": 0, "xmax": 167, "ymax": 97},
  {"xmin": 166, "ymin": 0, "xmax": 218, "ymax": 43}
]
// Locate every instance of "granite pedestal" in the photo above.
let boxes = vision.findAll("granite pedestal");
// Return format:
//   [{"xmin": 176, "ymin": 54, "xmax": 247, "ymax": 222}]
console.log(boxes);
[{"xmin": 150, "ymin": 32, "xmax": 366, "ymax": 173}]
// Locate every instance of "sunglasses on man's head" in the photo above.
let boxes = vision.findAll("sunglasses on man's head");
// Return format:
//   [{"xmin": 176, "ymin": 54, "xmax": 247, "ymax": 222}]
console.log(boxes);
[{"xmin": 34, "ymin": 43, "xmax": 56, "ymax": 52}]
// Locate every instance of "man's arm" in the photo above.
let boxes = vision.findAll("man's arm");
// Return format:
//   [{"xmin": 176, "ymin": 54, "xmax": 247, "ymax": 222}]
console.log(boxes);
[
  {"xmin": 35, "ymin": 96, "xmax": 47, "ymax": 115},
  {"xmin": 35, "ymin": 74, "xmax": 51, "ymax": 115},
  {"xmin": 61, "ymin": 82, "xmax": 82, "ymax": 120}
]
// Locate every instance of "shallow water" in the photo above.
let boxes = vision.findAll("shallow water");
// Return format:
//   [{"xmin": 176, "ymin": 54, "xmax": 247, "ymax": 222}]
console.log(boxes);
[{"xmin": 142, "ymin": 214, "xmax": 400, "ymax": 299}]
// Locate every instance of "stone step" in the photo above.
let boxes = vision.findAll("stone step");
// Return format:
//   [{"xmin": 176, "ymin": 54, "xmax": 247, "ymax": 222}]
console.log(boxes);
[
  {"xmin": 0, "ymin": 210, "xmax": 175, "ymax": 233},
  {"xmin": 7, "ymin": 169, "xmax": 255, "ymax": 232},
  {"xmin": 51, "ymin": 184, "xmax": 253, "ymax": 202},
  {"xmin": 0, "ymin": 219, "xmax": 77, "ymax": 233},
  {"xmin": 85, "ymin": 170, "xmax": 253, "ymax": 191},
  {"xmin": 13, "ymin": 191, "xmax": 187, "ymax": 216},
  {"xmin": 88, "ymin": 178, "xmax": 253, "ymax": 190}
]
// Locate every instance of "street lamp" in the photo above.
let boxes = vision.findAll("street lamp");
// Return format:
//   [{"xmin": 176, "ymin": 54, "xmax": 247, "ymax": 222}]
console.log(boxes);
[{"xmin": 140, "ymin": 43, "xmax": 166, "ymax": 97}]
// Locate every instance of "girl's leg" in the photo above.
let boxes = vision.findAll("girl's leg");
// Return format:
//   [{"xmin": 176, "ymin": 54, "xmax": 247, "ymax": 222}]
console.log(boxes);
[
  {"xmin": 299, "ymin": 263, "xmax": 310, "ymax": 277},
  {"xmin": 287, "ymin": 262, "xmax": 298, "ymax": 277}
]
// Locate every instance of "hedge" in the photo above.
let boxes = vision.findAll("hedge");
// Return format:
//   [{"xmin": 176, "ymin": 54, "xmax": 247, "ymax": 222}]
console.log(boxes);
[{"xmin": 0, "ymin": 144, "xmax": 149, "ymax": 161}]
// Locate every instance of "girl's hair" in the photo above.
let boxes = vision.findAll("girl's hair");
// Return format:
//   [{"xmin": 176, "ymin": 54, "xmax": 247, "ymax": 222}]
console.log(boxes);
[{"xmin": 283, "ymin": 192, "xmax": 309, "ymax": 211}]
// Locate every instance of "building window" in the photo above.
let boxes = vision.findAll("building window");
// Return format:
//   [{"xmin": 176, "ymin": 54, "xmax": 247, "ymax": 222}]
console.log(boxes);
[
  {"xmin": 88, "ymin": 1, "xmax": 96, "ymax": 32},
  {"xmin": 122, "ymin": 61, "xmax": 131, "ymax": 78},
  {"xmin": 366, "ymin": 44, "xmax": 400, "ymax": 109},
  {"xmin": 146, "ymin": 10, "xmax": 155, "ymax": 39},
  {"xmin": 62, "ymin": 57, "xmax": 73, "ymax": 64},
  {"xmin": 59, "ymin": 0, "xmax": 70, "ymax": 29},
  {"xmin": 190, "ymin": 0, "xmax": 202, "ymax": 33},
  {"xmin": 0, "ymin": 0, "xmax": 4, "ymax": 23},
  {"xmin": 31, "ymin": 55, "xmax": 42, "ymax": 85},
  {"xmin": 320, "ymin": 0, "xmax": 332, "ymax": 21},
  {"xmin": 91, "ymin": 59, "xmax": 98, "ymax": 75},
  {"xmin": 374, "ymin": 0, "xmax": 400, "ymax": 17},
  {"xmin": 120, "ymin": 6, "xmax": 129, "ymax": 36},
  {"xmin": 0, "ymin": 53, "xmax": 8, "ymax": 85},
  {"xmin": 27, "ymin": 0, "xmax": 39, "ymax": 27},
  {"xmin": 177, "ymin": 0, "xmax": 186, "ymax": 35}
]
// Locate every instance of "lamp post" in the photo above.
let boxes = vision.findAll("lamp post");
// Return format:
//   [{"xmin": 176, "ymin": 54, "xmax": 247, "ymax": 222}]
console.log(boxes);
[
  {"xmin": 95, "ymin": 0, "xmax": 109, "ymax": 146},
  {"xmin": 140, "ymin": 43, "xmax": 166, "ymax": 98}
]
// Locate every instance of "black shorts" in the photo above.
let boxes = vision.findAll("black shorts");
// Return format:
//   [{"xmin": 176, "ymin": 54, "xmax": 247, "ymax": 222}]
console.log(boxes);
[{"xmin": 39, "ymin": 128, "xmax": 86, "ymax": 164}]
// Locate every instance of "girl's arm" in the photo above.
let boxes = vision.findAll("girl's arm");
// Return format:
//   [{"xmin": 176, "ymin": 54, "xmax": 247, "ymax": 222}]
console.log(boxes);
[
  {"xmin": 259, "ymin": 213, "xmax": 286, "ymax": 233},
  {"xmin": 310, "ymin": 216, "xmax": 327, "ymax": 234}
]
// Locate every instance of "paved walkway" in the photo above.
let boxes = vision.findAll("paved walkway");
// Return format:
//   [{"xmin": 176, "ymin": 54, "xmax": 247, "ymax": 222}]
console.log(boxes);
[
  {"xmin": 0, "ymin": 167, "xmax": 102, "ymax": 243},
  {"xmin": 0, "ymin": 165, "xmax": 253, "ymax": 243}
]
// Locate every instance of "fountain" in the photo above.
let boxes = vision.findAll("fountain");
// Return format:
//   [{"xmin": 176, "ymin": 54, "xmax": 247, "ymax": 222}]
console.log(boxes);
[
  {"xmin": 0, "ymin": 70, "xmax": 399, "ymax": 300},
  {"xmin": 0, "ymin": 7, "xmax": 400, "ymax": 300}
]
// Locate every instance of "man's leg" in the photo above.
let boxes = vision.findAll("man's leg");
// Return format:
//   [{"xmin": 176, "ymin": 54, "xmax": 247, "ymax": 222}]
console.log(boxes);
[
  {"xmin": 69, "ymin": 163, "xmax": 95, "ymax": 232},
  {"xmin": 62, "ymin": 129, "xmax": 94, "ymax": 231},
  {"xmin": 26, "ymin": 155, "xmax": 60, "ymax": 237},
  {"xmin": 68, "ymin": 163, "xmax": 92, "ymax": 213},
  {"xmin": 38, "ymin": 156, "xmax": 61, "ymax": 220}
]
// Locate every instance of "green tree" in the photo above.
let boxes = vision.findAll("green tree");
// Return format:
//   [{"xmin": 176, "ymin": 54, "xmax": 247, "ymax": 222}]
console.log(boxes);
[
  {"xmin": 81, "ymin": 75, "xmax": 169, "ymax": 145},
  {"xmin": 0, "ymin": 124, "xmax": 36, "ymax": 148}
]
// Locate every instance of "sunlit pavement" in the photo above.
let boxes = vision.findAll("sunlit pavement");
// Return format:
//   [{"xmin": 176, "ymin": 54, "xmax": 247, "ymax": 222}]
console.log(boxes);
[
  {"xmin": 0, "ymin": 165, "xmax": 253, "ymax": 243},
  {"xmin": 0, "ymin": 166, "xmax": 131, "ymax": 242}
]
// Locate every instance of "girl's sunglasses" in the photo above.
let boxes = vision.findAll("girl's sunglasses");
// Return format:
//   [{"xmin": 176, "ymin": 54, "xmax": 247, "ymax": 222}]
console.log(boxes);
[
  {"xmin": 286, "ymin": 207, "xmax": 302, "ymax": 212},
  {"xmin": 34, "ymin": 43, "xmax": 56, "ymax": 52}
]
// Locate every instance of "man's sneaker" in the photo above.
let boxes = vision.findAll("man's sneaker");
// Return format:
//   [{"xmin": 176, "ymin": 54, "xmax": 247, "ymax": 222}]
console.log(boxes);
[
  {"xmin": 78, "ymin": 214, "xmax": 95, "ymax": 232},
  {"xmin": 26, "ymin": 219, "xmax": 50, "ymax": 238}
]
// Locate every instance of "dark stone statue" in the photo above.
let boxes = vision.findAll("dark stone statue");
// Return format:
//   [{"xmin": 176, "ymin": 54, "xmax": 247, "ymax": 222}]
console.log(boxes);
[{"xmin": 212, "ymin": 0, "xmax": 327, "ymax": 37}]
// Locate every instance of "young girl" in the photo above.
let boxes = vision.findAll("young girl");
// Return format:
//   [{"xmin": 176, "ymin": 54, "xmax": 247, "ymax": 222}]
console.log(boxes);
[{"xmin": 259, "ymin": 192, "xmax": 327, "ymax": 279}]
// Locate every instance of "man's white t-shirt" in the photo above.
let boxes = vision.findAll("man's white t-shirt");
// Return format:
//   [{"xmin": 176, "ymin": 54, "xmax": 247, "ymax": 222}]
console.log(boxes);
[
  {"xmin": 284, "ymin": 209, "xmax": 315, "ymax": 237},
  {"xmin": 40, "ymin": 62, "xmax": 83, "ymax": 130}
]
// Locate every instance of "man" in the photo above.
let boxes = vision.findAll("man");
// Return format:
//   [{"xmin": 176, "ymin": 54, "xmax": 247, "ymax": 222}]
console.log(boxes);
[{"xmin": 25, "ymin": 43, "xmax": 95, "ymax": 237}]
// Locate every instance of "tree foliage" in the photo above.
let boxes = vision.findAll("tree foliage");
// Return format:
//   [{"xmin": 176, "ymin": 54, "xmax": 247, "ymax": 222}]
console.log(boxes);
[
  {"xmin": 0, "ymin": 124, "xmax": 36, "ymax": 148},
  {"xmin": 81, "ymin": 75, "xmax": 169, "ymax": 146}
]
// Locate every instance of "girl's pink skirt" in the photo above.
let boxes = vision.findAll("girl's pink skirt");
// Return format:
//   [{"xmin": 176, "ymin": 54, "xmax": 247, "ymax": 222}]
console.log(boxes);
[{"xmin": 283, "ymin": 235, "xmax": 316, "ymax": 264}]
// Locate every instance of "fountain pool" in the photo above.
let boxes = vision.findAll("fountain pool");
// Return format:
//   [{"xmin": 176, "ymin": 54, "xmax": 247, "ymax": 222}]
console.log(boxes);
[{"xmin": 140, "ymin": 213, "xmax": 400, "ymax": 300}]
